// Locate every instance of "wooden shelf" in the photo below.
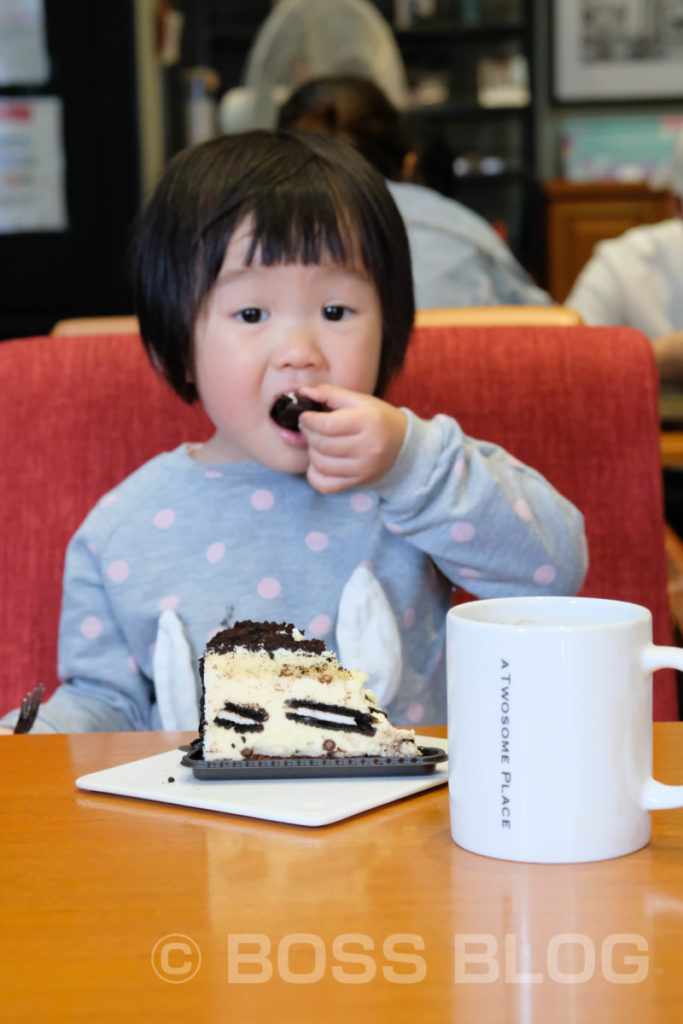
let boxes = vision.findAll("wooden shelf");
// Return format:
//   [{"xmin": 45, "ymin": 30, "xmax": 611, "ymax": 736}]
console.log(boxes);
[
  {"xmin": 543, "ymin": 179, "xmax": 672, "ymax": 302},
  {"xmin": 414, "ymin": 101, "xmax": 529, "ymax": 120},
  {"xmin": 396, "ymin": 23, "xmax": 525, "ymax": 42}
]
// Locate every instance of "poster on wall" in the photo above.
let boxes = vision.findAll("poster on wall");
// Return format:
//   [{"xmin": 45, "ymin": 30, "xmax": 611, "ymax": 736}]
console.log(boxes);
[
  {"xmin": 554, "ymin": 0, "xmax": 683, "ymax": 101},
  {"xmin": 0, "ymin": 96, "xmax": 68, "ymax": 233},
  {"xmin": 0, "ymin": 0, "xmax": 49, "ymax": 86}
]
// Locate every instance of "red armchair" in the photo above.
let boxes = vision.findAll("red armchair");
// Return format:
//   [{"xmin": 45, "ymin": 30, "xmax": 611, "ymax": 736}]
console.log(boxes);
[{"xmin": 0, "ymin": 325, "xmax": 677, "ymax": 720}]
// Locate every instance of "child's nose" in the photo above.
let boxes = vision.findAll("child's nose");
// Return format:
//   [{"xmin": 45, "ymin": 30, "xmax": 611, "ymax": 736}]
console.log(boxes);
[{"xmin": 274, "ymin": 326, "xmax": 324, "ymax": 369}]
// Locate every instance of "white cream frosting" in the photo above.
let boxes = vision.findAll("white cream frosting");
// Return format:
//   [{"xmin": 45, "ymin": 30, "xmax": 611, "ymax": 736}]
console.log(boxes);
[{"xmin": 201, "ymin": 646, "xmax": 419, "ymax": 761}]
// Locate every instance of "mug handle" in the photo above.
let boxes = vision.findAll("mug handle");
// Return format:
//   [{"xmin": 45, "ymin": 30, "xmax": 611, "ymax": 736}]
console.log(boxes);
[{"xmin": 641, "ymin": 644, "xmax": 683, "ymax": 810}]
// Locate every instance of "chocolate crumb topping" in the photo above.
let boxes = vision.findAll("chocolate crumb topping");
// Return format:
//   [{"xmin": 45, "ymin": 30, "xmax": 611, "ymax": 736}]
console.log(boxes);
[{"xmin": 205, "ymin": 620, "xmax": 326, "ymax": 658}]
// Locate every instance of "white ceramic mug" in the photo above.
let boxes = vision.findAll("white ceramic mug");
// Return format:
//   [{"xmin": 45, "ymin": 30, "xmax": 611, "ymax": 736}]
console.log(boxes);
[{"xmin": 447, "ymin": 596, "xmax": 683, "ymax": 863}]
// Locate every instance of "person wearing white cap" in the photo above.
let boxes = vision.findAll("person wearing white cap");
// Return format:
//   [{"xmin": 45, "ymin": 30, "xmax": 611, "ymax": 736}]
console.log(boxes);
[{"xmin": 567, "ymin": 131, "xmax": 683, "ymax": 383}]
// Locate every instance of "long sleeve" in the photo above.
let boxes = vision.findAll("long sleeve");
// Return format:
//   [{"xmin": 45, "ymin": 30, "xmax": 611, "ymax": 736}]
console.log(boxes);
[
  {"xmin": 386, "ymin": 180, "xmax": 553, "ymax": 310},
  {"xmin": 0, "ymin": 522, "xmax": 157, "ymax": 734},
  {"xmin": 0, "ymin": 434, "xmax": 588, "ymax": 735},
  {"xmin": 566, "ymin": 221, "xmax": 683, "ymax": 340},
  {"xmin": 372, "ymin": 411, "xmax": 588, "ymax": 599}
]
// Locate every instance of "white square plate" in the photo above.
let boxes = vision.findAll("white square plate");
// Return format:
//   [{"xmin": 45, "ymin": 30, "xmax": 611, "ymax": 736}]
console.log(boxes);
[{"xmin": 75, "ymin": 734, "xmax": 448, "ymax": 827}]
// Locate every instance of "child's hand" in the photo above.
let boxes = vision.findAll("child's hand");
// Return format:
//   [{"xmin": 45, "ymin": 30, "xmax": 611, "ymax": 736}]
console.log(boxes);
[{"xmin": 298, "ymin": 384, "xmax": 407, "ymax": 494}]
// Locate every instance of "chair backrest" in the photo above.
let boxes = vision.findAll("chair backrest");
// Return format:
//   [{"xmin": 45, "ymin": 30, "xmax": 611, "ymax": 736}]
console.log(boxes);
[
  {"xmin": 0, "ymin": 326, "xmax": 677, "ymax": 719},
  {"xmin": 50, "ymin": 315, "xmax": 140, "ymax": 336},
  {"xmin": 386, "ymin": 323, "xmax": 676, "ymax": 720},
  {"xmin": 414, "ymin": 305, "xmax": 584, "ymax": 327}
]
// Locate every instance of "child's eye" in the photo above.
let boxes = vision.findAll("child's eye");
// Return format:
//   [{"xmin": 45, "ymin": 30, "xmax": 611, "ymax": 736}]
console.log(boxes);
[
  {"xmin": 323, "ymin": 305, "xmax": 349, "ymax": 321},
  {"xmin": 236, "ymin": 308, "xmax": 266, "ymax": 324}
]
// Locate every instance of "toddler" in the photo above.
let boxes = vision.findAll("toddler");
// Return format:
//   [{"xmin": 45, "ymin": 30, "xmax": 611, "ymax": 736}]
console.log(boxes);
[{"xmin": 0, "ymin": 131, "xmax": 587, "ymax": 734}]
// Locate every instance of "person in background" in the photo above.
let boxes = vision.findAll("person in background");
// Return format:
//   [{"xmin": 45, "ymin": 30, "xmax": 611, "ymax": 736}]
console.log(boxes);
[
  {"xmin": 567, "ymin": 130, "xmax": 683, "ymax": 386},
  {"xmin": 277, "ymin": 74, "xmax": 552, "ymax": 310}
]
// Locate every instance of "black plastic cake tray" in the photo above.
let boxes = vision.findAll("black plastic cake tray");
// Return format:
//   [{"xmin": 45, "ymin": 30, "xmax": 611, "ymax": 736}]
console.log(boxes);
[{"xmin": 179, "ymin": 741, "xmax": 447, "ymax": 780}]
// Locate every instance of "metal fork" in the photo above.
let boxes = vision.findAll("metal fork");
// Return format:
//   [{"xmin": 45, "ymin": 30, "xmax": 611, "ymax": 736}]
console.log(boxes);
[{"xmin": 13, "ymin": 683, "xmax": 44, "ymax": 734}]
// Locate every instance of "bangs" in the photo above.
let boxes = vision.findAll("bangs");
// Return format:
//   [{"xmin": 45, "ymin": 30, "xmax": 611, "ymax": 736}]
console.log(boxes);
[
  {"xmin": 248, "ymin": 204, "xmax": 353, "ymax": 268},
  {"xmin": 201, "ymin": 155, "xmax": 378, "ymax": 279}
]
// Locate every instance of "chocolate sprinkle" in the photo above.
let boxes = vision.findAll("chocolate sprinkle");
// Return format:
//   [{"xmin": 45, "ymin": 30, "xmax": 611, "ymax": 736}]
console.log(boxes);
[{"xmin": 205, "ymin": 621, "xmax": 326, "ymax": 658}]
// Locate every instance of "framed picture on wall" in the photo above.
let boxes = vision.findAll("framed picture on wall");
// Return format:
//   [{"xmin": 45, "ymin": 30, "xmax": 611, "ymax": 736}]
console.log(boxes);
[{"xmin": 553, "ymin": 1, "xmax": 683, "ymax": 102}]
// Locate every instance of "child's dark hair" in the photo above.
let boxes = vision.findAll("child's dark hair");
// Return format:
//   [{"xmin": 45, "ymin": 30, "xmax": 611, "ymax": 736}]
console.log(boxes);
[{"xmin": 132, "ymin": 129, "xmax": 414, "ymax": 403}]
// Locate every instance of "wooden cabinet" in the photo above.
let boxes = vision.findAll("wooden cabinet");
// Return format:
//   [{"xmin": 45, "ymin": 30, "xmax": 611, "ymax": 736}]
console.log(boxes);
[{"xmin": 544, "ymin": 180, "xmax": 672, "ymax": 302}]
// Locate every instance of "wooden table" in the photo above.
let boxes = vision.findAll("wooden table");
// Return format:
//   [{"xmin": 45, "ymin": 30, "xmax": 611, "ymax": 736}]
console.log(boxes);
[{"xmin": 4, "ymin": 726, "xmax": 683, "ymax": 1023}]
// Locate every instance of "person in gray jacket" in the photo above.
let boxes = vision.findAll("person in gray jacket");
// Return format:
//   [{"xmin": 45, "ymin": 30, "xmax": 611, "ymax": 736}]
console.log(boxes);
[{"xmin": 278, "ymin": 74, "xmax": 552, "ymax": 310}]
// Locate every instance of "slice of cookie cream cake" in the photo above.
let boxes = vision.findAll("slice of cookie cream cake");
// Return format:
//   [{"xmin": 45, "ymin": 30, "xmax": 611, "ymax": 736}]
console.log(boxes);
[{"xmin": 199, "ymin": 620, "xmax": 420, "ymax": 761}]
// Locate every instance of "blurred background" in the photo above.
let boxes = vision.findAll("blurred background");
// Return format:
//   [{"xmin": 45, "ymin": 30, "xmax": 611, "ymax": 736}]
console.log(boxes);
[{"xmin": 2, "ymin": 0, "xmax": 682, "ymax": 340}]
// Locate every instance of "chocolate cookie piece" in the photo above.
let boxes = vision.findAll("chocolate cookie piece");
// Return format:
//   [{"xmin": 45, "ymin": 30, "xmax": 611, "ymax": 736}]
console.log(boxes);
[{"xmin": 271, "ymin": 392, "xmax": 328, "ymax": 432}]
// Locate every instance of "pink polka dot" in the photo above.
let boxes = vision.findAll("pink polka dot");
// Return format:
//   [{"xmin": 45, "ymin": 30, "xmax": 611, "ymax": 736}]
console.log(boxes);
[
  {"xmin": 460, "ymin": 567, "xmax": 481, "ymax": 580},
  {"xmin": 305, "ymin": 531, "xmax": 329, "ymax": 552},
  {"xmin": 205, "ymin": 470, "xmax": 223, "ymax": 479},
  {"xmin": 206, "ymin": 541, "xmax": 226, "ymax": 564},
  {"xmin": 153, "ymin": 508, "xmax": 175, "ymax": 529},
  {"xmin": 206, "ymin": 626, "xmax": 222, "ymax": 644},
  {"xmin": 158, "ymin": 594, "xmax": 180, "ymax": 612},
  {"xmin": 87, "ymin": 542, "xmax": 96, "ymax": 555},
  {"xmin": 534, "ymin": 564, "xmax": 557, "ymax": 585},
  {"xmin": 127, "ymin": 656, "xmax": 138, "ymax": 673},
  {"xmin": 358, "ymin": 560, "xmax": 374, "ymax": 571},
  {"xmin": 514, "ymin": 498, "xmax": 533, "ymax": 522},
  {"xmin": 257, "ymin": 577, "xmax": 281, "ymax": 599},
  {"xmin": 100, "ymin": 493, "xmax": 117, "ymax": 507},
  {"xmin": 405, "ymin": 701, "xmax": 424, "ymax": 725},
  {"xmin": 386, "ymin": 522, "xmax": 403, "ymax": 535},
  {"xmin": 80, "ymin": 616, "xmax": 102, "ymax": 639},
  {"xmin": 251, "ymin": 489, "xmax": 275, "ymax": 511},
  {"xmin": 451, "ymin": 521, "xmax": 475, "ymax": 542},
  {"xmin": 403, "ymin": 607, "xmax": 416, "ymax": 629},
  {"xmin": 350, "ymin": 492, "xmax": 373, "ymax": 513},
  {"xmin": 454, "ymin": 456, "xmax": 465, "ymax": 478},
  {"xmin": 106, "ymin": 560, "xmax": 129, "ymax": 583},
  {"xmin": 308, "ymin": 614, "xmax": 332, "ymax": 637}
]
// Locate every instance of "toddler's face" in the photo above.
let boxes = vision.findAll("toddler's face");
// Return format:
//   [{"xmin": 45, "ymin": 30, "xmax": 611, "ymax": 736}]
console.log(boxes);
[{"xmin": 191, "ymin": 220, "xmax": 383, "ymax": 470}]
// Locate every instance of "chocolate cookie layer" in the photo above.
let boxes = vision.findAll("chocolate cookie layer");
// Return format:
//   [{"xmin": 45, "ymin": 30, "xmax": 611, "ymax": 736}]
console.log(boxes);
[{"xmin": 271, "ymin": 392, "xmax": 329, "ymax": 432}]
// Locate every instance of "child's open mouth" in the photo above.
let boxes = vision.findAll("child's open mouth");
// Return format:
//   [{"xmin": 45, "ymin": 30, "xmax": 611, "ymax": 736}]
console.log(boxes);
[{"xmin": 270, "ymin": 392, "xmax": 329, "ymax": 433}]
